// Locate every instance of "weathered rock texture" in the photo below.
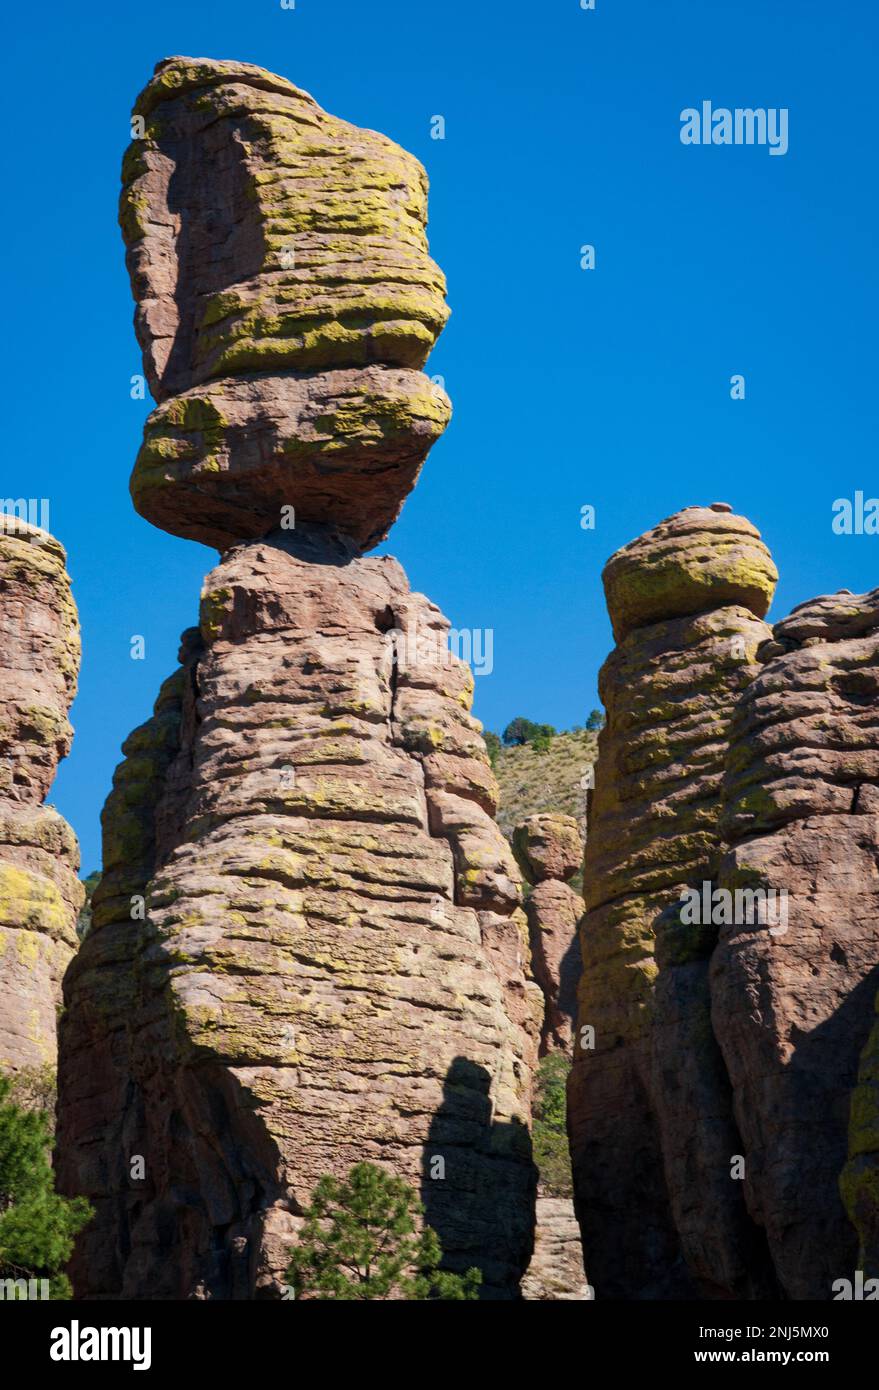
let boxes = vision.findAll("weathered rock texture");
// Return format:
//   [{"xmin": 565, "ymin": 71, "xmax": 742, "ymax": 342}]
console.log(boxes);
[
  {"xmin": 514, "ymin": 814, "xmax": 588, "ymax": 1300},
  {"xmin": 0, "ymin": 521, "xmax": 83, "ymax": 1072},
  {"xmin": 569, "ymin": 506, "xmax": 779, "ymax": 1299},
  {"xmin": 57, "ymin": 57, "xmax": 541, "ymax": 1300},
  {"xmin": 59, "ymin": 531, "xmax": 541, "ymax": 1298},
  {"xmin": 121, "ymin": 56, "xmax": 450, "ymax": 551},
  {"xmin": 570, "ymin": 510, "xmax": 879, "ymax": 1301},
  {"xmin": 514, "ymin": 814, "xmax": 583, "ymax": 1055},
  {"xmin": 714, "ymin": 587, "xmax": 879, "ymax": 1297},
  {"xmin": 521, "ymin": 1196, "xmax": 592, "ymax": 1301}
]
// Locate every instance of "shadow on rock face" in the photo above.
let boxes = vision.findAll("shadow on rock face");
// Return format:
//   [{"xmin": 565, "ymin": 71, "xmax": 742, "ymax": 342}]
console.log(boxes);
[
  {"xmin": 421, "ymin": 1056, "xmax": 537, "ymax": 1300},
  {"xmin": 226, "ymin": 521, "xmax": 363, "ymax": 568}
]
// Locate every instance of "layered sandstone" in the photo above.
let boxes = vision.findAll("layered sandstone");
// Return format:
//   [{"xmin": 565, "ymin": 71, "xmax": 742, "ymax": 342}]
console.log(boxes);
[
  {"xmin": 570, "ymin": 511, "xmax": 879, "ymax": 1300},
  {"xmin": 714, "ymin": 587, "xmax": 879, "ymax": 1297},
  {"xmin": 0, "ymin": 521, "xmax": 83, "ymax": 1072},
  {"xmin": 57, "ymin": 57, "xmax": 541, "ymax": 1300},
  {"xmin": 59, "ymin": 530, "xmax": 541, "ymax": 1298},
  {"xmin": 514, "ymin": 814, "xmax": 583, "ymax": 1055},
  {"xmin": 120, "ymin": 56, "xmax": 450, "ymax": 551},
  {"xmin": 568, "ymin": 505, "xmax": 779, "ymax": 1298},
  {"xmin": 514, "ymin": 814, "xmax": 589, "ymax": 1299}
]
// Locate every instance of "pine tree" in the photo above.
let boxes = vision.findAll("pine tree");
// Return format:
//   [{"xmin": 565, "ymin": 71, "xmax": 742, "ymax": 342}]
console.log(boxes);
[
  {"xmin": 286, "ymin": 1161, "xmax": 481, "ymax": 1300},
  {"xmin": 0, "ymin": 1073, "xmax": 92, "ymax": 1298}
]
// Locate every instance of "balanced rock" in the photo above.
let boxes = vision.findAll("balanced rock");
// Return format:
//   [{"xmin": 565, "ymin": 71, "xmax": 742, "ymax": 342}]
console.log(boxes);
[
  {"xmin": 713, "ymin": 586, "xmax": 879, "ymax": 1297},
  {"xmin": 120, "ymin": 56, "xmax": 451, "ymax": 551},
  {"xmin": 568, "ymin": 506, "xmax": 778, "ymax": 1298},
  {"xmin": 0, "ymin": 521, "xmax": 83, "ymax": 1072},
  {"xmin": 514, "ymin": 814, "xmax": 583, "ymax": 1055},
  {"xmin": 58, "ymin": 59, "xmax": 541, "ymax": 1301}
]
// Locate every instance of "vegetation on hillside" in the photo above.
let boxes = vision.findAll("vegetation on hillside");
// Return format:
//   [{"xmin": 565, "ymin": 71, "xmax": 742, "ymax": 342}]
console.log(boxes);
[
  {"xmin": 490, "ymin": 725, "xmax": 599, "ymax": 842},
  {"xmin": 532, "ymin": 1054, "xmax": 573, "ymax": 1197}
]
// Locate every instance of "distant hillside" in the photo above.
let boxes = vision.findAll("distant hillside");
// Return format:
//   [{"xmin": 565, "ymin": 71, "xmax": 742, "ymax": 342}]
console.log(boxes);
[{"xmin": 491, "ymin": 728, "xmax": 598, "ymax": 841}]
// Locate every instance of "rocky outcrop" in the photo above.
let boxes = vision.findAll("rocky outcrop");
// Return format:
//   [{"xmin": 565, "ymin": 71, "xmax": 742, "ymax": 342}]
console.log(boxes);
[
  {"xmin": 514, "ymin": 814, "xmax": 589, "ymax": 1299},
  {"xmin": 514, "ymin": 814, "xmax": 583, "ymax": 1055},
  {"xmin": 714, "ymin": 587, "xmax": 879, "ymax": 1297},
  {"xmin": 57, "ymin": 57, "xmax": 541, "ymax": 1300},
  {"xmin": 570, "ymin": 510, "xmax": 879, "ymax": 1300},
  {"xmin": 569, "ymin": 505, "xmax": 779, "ymax": 1299},
  {"xmin": 0, "ymin": 521, "xmax": 82, "ymax": 1073}
]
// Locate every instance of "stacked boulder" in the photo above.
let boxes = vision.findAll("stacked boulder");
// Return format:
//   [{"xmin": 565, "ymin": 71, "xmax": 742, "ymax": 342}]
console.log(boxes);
[
  {"xmin": 57, "ymin": 57, "xmax": 542, "ymax": 1300},
  {"xmin": 120, "ymin": 56, "xmax": 450, "ymax": 551},
  {"xmin": 569, "ymin": 505, "xmax": 779, "ymax": 1298},
  {"xmin": 0, "ymin": 521, "xmax": 82, "ymax": 1073}
]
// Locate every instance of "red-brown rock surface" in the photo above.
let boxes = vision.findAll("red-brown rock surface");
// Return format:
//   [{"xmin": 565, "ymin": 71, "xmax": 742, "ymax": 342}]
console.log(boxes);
[
  {"xmin": 120, "ymin": 56, "xmax": 451, "ymax": 552},
  {"xmin": 514, "ymin": 814, "xmax": 583, "ymax": 1055},
  {"xmin": 0, "ymin": 521, "xmax": 83, "ymax": 1073},
  {"xmin": 569, "ymin": 511, "xmax": 879, "ymax": 1300},
  {"xmin": 58, "ymin": 57, "xmax": 542, "ymax": 1300},
  {"xmin": 568, "ymin": 506, "xmax": 779, "ymax": 1299},
  {"xmin": 58, "ymin": 529, "xmax": 541, "ymax": 1298},
  {"xmin": 713, "ymin": 586, "xmax": 879, "ymax": 1297}
]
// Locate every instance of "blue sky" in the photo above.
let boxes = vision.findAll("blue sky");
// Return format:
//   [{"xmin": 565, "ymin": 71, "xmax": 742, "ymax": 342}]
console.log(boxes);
[{"xmin": 4, "ymin": 0, "xmax": 877, "ymax": 873}]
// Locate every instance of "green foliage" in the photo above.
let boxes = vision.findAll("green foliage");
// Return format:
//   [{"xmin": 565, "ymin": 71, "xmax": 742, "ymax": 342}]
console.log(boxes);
[
  {"xmin": 484, "ymin": 730, "xmax": 502, "ymax": 767},
  {"xmin": 585, "ymin": 709, "xmax": 605, "ymax": 732},
  {"xmin": 502, "ymin": 717, "xmax": 557, "ymax": 749},
  {"xmin": 8, "ymin": 1064, "xmax": 57, "ymax": 1137},
  {"xmin": 286, "ymin": 1161, "xmax": 481, "ymax": 1300},
  {"xmin": 532, "ymin": 1054, "xmax": 573, "ymax": 1197},
  {"xmin": 0, "ymin": 1073, "xmax": 92, "ymax": 1298}
]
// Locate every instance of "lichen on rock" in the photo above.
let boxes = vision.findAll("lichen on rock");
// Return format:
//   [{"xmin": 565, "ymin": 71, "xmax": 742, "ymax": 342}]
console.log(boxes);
[
  {"xmin": 58, "ymin": 56, "xmax": 541, "ymax": 1301},
  {"xmin": 0, "ymin": 522, "xmax": 82, "ymax": 1074}
]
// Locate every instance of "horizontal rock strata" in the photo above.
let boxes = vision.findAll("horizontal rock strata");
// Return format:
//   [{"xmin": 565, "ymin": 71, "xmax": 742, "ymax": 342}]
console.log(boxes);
[
  {"xmin": 120, "ymin": 56, "xmax": 451, "ymax": 551},
  {"xmin": 713, "ymin": 586, "xmax": 879, "ymax": 1297},
  {"xmin": 0, "ymin": 522, "xmax": 82, "ymax": 1072},
  {"xmin": 59, "ymin": 55, "xmax": 542, "ymax": 1302},
  {"xmin": 514, "ymin": 814, "xmax": 583, "ymax": 1056},
  {"xmin": 58, "ymin": 526, "xmax": 542, "ymax": 1298},
  {"xmin": 569, "ymin": 506, "xmax": 778, "ymax": 1298}
]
